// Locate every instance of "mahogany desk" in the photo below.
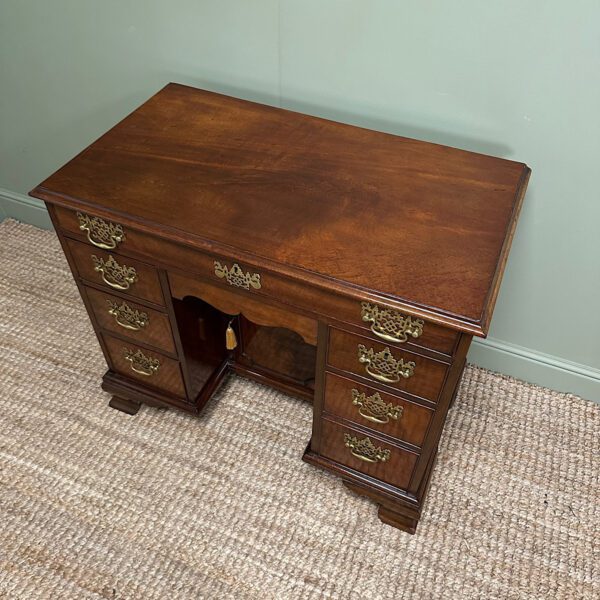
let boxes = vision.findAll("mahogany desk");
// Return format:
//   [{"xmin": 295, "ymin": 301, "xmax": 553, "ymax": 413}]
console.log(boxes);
[{"xmin": 31, "ymin": 83, "xmax": 530, "ymax": 534}]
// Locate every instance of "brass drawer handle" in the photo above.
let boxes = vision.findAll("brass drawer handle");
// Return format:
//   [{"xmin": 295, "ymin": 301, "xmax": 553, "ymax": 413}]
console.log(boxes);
[
  {"xmin": 361, "ymin": 302, "xmax": 424, "ymax": 343},
  {"xmin": 344, "ymin": 434, "xmax": 390, "ymax": 463},
  {"xmin": 124, "ymin": 348, "xmax": 159, "ymax": 376},
  {"xmin": 357, "ymin": 344, "xmax": 415, "ymax": 383},
  {"xmin": 351, "ymin": 389, "xmax": 403, "ymax": 424},
  {"xmin": 214, "ymin": 260, "xmax": 261, "ymax": 290},
  {"xmin": 77, "ymin": 212, "xmax": 124, "ymax": 250},
  {"xmin": 107, "ymin": 300, "xmax": 149, "ymax": 331},
  {"xmin": 92, "ymin": 255, "xmax": 138, "ymax": 290}
]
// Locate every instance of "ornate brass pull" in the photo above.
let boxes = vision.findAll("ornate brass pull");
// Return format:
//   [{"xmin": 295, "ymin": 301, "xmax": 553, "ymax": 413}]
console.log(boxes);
[
  {"xmin": 124, "ymin": 348, "xmax": 159, "ymax": 376},
  {"xmin": 214, "ymin": 261, "xmax": 261, "ymax": 290},
  {"xmin": 361, "ymin": 302, "xmax": 424, "ymax": 343},
  {"xmin": 92, "ymin": 255, "xmax": 138, "ymax": 290},
  {"xmin": 344, "ymin": 434, "xmax": 390, "ymax": 463},
  {"xmin": 107, "ymin": 300, "xmax": 149, "ymax": 331},
  {"xmin": 351, "ymin": 389, "xmax": 403, "ymax": 424},
  {"xmin": 77, "ymin": 212, "xmax": 124, "ymax": 250},
  {"xmin": 357, "ymin": 344, "xmax": 415, "ymax": 383}
]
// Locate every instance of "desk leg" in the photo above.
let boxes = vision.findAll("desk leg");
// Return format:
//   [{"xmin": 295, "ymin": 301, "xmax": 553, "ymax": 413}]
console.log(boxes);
[
  {"xmin": 343, "ymin": 481, "xmax": 420, "ymax": 534},
  {"xmin": 108, "ymin": 396, "xmax": 141, "ymax": 415}
]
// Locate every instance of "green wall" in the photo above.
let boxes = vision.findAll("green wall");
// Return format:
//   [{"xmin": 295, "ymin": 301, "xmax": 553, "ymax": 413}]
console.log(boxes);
[{"xmin": 1, "ymin": 1, "xmax": 598, "ymax": 400}]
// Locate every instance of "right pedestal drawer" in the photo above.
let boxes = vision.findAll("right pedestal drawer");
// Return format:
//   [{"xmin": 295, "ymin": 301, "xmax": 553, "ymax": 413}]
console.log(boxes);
[
  {"xmin": 322, "ymin": 372, "xmax": 433, "ymax": 448},
  {"xmin": 327, "ymin": 328, "xmax": 449, "ymax": 403},
  {"xmin": 319, "ymin": 418, "xmax": 419, "ymax": 490}
]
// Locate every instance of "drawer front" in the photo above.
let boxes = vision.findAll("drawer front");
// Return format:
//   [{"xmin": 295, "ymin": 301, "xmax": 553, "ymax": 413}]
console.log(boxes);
[
  {"xmin": 353, "ymin": 301, "xmax": 457, "ymax": 356},
  {"xmin": 323, "ymin": 372, "xmax": 433, "ymax": 448},
  {"xmin": 319, "ymin": 418, "xmax": 418, "ymax": 490},
  {"xmin": 328, "ymin": 328, "xmax": 448, "ymax": 402},
  {"xmin": 66, "ymin": 238, "xmax": 164, "ymax": 306},
  {"xmin": 103, "ymin": 334, "xmax": 186, "ymax": 397},
  {"xmin": 85, "ymin": 287, "xmax": 176, "ymax": 354},
  {"xmin": 55, "ymin": 207, "xmax": 460, "ymax": 355}
]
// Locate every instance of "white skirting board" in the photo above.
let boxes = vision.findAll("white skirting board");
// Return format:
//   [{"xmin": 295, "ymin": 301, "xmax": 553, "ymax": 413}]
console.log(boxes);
[{"xmin": 1, "ymin": 186, "xmax": 598, "ymax": 403}]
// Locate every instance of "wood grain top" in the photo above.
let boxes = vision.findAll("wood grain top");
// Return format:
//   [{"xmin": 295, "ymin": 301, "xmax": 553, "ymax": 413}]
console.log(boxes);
[{"xmin": 31, "ymin": 83, "xmax": 530, "ymax": 336}]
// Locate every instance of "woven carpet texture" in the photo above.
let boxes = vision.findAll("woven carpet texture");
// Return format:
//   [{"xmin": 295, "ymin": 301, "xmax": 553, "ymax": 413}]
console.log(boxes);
[{"xmin": 0, "ymin": 219, "xmax": 598, "ymax": 599}]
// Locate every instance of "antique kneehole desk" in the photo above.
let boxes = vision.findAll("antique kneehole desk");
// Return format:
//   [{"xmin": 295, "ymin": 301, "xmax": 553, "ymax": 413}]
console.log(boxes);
[{"xmin": 31, "ymin": 84, "xmax": 530, "ymax": 534}]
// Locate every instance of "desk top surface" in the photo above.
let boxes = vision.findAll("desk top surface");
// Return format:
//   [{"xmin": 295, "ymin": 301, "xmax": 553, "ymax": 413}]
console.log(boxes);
[{"xmin": 32, "ymin": 83, "xmax": 529, "ymax": 336}]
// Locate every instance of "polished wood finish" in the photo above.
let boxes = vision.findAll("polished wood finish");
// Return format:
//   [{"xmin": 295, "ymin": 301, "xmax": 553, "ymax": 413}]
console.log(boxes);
[
  {"xmin": 354, "ymin": 311, "xmax": 458, "ymax": 357},
  {"xmin": 85, "ymin": 286, "xmax": 176, "ymax": 354},
  {"xmin": 102, "ymin": 371, "xmax": 193, "ymax": 414},
  {"xmin": 169, "ymin": 271, "xmax": 318, "ymax": 345},
  {"xmin": 66, "ymin": 238, "xmax": 164, "ymax": 306},
  {"xmin": 238, "ymin": 322, "xmax": 317, "ymax": 392},
  {"xmin": 34, "ymin": 83, "xmax": 529, "ymax": 336},
  {"xmin": 327, "ymin": 328, "xmax": 448, "ymax": 403},
  {"xmin": 319, "ymin": 418, "xmax": 418, "ymax": 489},
  {"xmin": 102, "ymin": 334, "xmax": 186, "ymax": 398},
  {"xmin": 322, "ymin": 372, "xmax": 433, "ymax": 448},
  {"xmin": 31, "ymin": 84, "xmax": 529, "ymax": 534},
  {"xmin": 170, "ymin": 294, "xmax": 230, "ymax": 401}
]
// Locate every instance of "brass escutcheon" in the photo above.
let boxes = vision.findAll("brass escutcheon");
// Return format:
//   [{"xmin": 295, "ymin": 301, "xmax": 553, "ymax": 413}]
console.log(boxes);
[{"xmin": 214, "ymin": 261, "xmax": 261, "ymax": 290}]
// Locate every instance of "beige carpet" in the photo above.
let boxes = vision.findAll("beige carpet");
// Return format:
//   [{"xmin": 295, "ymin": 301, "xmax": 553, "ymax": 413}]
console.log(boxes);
[{"xmin": 0, "ymin": 218, "xmax": 598, "ymax": 600}]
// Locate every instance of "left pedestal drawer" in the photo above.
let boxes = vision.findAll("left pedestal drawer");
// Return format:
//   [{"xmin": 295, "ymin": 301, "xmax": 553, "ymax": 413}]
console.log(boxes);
[
  {"xmin": 102, "ymin": 334, "xmax": 186, "ymax": 398},
  {"xmin": 66, "ymin": 238, "xmax": 165, "ymax": 306},
  {"xmin": 85, "ymin": 287, "xmax": 176, "ymax": 355}
]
